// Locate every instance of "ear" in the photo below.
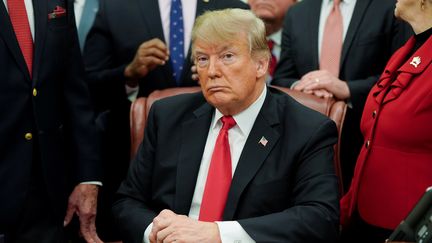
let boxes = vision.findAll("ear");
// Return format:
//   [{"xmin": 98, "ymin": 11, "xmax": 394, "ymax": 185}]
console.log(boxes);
[{"xmin": 255, "ymin": 56, "xmax": 269, "ymax": 79}]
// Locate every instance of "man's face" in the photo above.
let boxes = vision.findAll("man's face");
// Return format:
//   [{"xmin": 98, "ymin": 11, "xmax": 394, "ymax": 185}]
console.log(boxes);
[
  {"xmin": 193, "ymin": 35, "xmax": 267, "ymax": 115},
  {"xmin": 248, "ymin": 0, "xmax": 295, "ymax": 25}
]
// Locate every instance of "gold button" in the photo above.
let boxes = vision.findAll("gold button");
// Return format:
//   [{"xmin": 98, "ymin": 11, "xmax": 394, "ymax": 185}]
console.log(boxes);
[
  {"xmin": 372, "ymin": 110, "xmax": 377, "ymax": 118},
  {"xmin": 32, "ymin": 88, "xmax": 37, "ymax": 97},
  {"xmin": 365, "ymin": 140, "xmax": 370, "ymax": 149},
  {"xmin": 25, "ymin": 133, "xmax": 33, "ymax": 140}
]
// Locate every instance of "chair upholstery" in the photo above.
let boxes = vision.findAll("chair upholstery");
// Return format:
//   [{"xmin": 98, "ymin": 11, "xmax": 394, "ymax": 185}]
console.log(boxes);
[{"xmin": 130, "ymin": 86, "xmax": 347, "ymax": 193}]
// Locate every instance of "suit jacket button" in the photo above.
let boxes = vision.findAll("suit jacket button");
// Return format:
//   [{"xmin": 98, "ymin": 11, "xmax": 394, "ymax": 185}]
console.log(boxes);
[
  {"xmin": 25, "ymin": 133, "xmax": 33, "ymax": 140},
  {"xmin": 372, "ymin": 110, "xmax": 377, "ymax": 118},
  {"xmin": 32, "ymin": 88, "xmax": 38, "ymax": 97},
  {"xmin": 365, "ymin": 140, "xmax": 370, "ymax": 149}
]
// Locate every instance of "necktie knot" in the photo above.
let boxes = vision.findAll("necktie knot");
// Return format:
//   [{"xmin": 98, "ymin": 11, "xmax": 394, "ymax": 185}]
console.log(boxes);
[
  {"xmin": 221, "ymin": 116, "xmax": 236, "ymax": 131},
  {"xmin": 333, "ymin": 0, "xmax": 341, "ymax": 7},
  {"xmin": 267, "ymin": 40, "xmax": 275, "ymax": 51}
]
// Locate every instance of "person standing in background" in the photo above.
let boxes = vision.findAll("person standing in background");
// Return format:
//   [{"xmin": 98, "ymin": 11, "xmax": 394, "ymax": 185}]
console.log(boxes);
[
  {"xmin": 272, "ymin": 0, "xmax": 412, "ymax": 192},
  {"xmin": 248, "ymin": 0, "xmax": 297, "ymax": 82},
  {"xmin": 0, "ymin": 0, "xmax": 102, "ymax": 242},
  {"xmin": 340, "ymin": 0, "xmax": 432, "ymax": 241}
]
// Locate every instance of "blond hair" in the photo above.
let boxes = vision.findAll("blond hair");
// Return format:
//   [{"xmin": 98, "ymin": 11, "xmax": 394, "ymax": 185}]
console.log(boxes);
[{"xmin": 191, "ymin": 8, "xmax": 270, "ymax": 60}]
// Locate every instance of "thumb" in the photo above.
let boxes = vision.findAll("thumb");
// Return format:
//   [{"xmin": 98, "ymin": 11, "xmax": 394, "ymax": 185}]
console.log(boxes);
[{"xmin": 64, "ymin": 202, "xmax": 76, "ymax": 226}]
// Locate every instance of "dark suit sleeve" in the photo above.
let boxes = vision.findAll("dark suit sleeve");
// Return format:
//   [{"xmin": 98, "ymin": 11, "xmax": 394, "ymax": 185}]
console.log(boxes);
[
  {"xmin": 64, "ymin": 0, "xmax": 101, "ymax": 182},
  {"xmin": 238, "ymin": 119, "xmax": 340, "ymax": 243},
  {"xmin": 112, "ymin": 104, "xmax": 160, "ymax": 243}
]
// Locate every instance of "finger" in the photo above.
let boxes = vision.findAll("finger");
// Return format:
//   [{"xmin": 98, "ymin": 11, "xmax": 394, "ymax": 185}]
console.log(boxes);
[
  {"xmin": 142, "ymin": 38, "xmax": 169, "ymax": 53},
  {"xmin": 140, "ymin": 47, "xmax": 170, "ymax": 61},
  {"xmin": 157, "ymin": 226, "xmax": 175, "ymax": 243},
  {"xmin": 80, "ymin": 218, "xmax": 93, "ymax": 243},
  {"xmin": 63, "ymin": 202, "xmax": 76, "ymax": 226},
  {"xmin": 89, "ymin": 218, "xmax": 103, "ymax": 243},
  {"xmin": 192, "ymin": 73, "xmax": 199, "ymax": 81},
  {"xmin": 313, "ymin": 89, "xmax": 325, "ymax": 98}
]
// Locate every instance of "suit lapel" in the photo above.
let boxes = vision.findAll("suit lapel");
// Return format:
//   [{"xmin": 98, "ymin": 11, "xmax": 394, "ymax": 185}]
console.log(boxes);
[
  {"xmin": 138, "ymin": 0, "xmax": 174, "ymax": 83},
  {"xmin": 174, "ymin": 103, "xmax": 214, "ymax": 215},
  {"xmin": 0, "ymin": 2, "xmax": 32, "ymax": 81},
  {"xmin": 308, "ymin": 0, "xmax": 322, "ymax": 69},
  {"xmin": 32, "ymin": 0, "xmax": 48, "ymax": 84},
  {"xmin": 223, "ymin": 92, "xmax": 281, "ymax": 220},
  {"xmin": 340, "ymin": 0, "xmax": 372, "ymax": 67}
]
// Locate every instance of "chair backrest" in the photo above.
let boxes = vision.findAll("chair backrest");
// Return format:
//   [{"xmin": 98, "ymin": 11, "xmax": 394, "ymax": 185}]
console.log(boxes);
[{"xmin": 130, "ymin": 86, "xmax": 347, "ymax": 193}]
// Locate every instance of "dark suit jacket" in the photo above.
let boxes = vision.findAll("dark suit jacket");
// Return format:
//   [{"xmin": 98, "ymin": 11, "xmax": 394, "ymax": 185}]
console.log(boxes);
[
  {"xmin": 272, "ymin": 0, "xmax": 412, "ymax": 190},
  {"xmin": 83, "ymin": 0, "xmax": 248, "ymax": 111},
  {"xmin": 113, "ymin": 87, "xmax": 340, "ymax": 243},
  {"xmin": 0, "ymin": 0, "xmax": 100, "ymax": 230}
]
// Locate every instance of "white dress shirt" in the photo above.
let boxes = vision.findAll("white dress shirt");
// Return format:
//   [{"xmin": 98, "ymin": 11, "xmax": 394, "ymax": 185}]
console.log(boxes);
[
  {"xmin": 143, "ymin": 87, "xmax": 267, "ymax": 243},
  {"xmin": 158, "ymin": 0, "xmax": 197, "ymax": 56},
  {"xmin": 74, "ymin": 0, "xmax": 85, "ymax": 28},
  {"xmin": 318, "ymin": 0, "xmax": 356, "ymax": 58}
]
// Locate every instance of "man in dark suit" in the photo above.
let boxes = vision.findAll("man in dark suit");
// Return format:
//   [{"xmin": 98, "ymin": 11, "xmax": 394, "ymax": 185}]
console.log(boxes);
[
  {"xmin": 272, "ymin": 0, "xmax": 412, "ymax": 191},
  {"xmin": 82, "ymin": 1, "xmax": 248, "ymax": 240},
  {"xmin": 113, "ymin": 9, "xmax": 339, "ymax": 243},
  {"xmin": 0, "ymin": 0, "xmax": 101, "ymax": 242}
]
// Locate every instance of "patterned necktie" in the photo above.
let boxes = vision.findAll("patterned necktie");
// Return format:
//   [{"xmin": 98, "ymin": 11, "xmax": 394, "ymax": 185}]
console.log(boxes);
[
  {"xmin": 8, "ymin": 0, "xmax": 33, "ymax": 76},
  {"xmin": 199, "ymin": 116, "xmax": 236, "ymax": 222},
  {"xmin": 78, "ymin": 0, "xmax": 99, "ymax": 51},
  {"xmin": 169, "ymin": 0, "xmax": 184, "ymax": 85},
  {"xmin": 267, "ymin": 39, "xmax": 277, "ymax": 76},
  {"xmin": 320, "ymin": 0, "xmax": 343, "ymax": 77}
]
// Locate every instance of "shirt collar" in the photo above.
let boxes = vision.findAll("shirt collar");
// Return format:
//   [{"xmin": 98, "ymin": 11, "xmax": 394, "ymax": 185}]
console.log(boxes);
[
  {"xmin": 212, "ymin": 86, "xmax": 267, "ymax": 135},
  {"xmin": 323, "ymin": 0, "xmax": 355, "ymax": 6},
  {"xmin": 268, "ymin": 29, "xmax": 282, "ymax": 47}
]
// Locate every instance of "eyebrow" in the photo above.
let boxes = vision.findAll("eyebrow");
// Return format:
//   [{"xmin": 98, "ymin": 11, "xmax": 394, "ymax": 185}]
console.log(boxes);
[{"xmin": 195, "ymin": 45, "xmax": 236, "ymax": 55}]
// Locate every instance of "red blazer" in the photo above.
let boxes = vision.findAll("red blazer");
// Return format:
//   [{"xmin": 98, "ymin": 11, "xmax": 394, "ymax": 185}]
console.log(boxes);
[{"xmin": 341, "ymin": 34, "xmax": 432, "ymax": 229}]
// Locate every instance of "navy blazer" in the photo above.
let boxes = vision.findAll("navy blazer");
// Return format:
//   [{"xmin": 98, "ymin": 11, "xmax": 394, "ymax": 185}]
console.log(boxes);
[
  {"xmin": 113, "ymin": 87, "xmax": 340, "ymax": 243},
  {"xmin": 0, "ymin": 0, "xmax": 100, "ymax": 229}
]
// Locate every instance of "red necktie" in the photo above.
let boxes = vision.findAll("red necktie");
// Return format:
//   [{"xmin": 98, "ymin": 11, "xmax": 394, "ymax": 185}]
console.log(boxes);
[
  {"xmin": 199, "ymin": 116, "xmax": 236, "ymax": 222},
  {"xmin": 267, "ymin": 40, "xmax": 277, "ymax": 76},
  {"xmin": 8, "ymin": 0, "xmax": 33, "ymax": 76},
  {"xmin": 320, "ymin": 0, "xmax": 343, "ymax": 77}
]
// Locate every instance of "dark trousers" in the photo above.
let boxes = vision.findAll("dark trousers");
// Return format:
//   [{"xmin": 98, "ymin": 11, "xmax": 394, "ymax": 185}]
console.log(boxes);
[
  {"xmin": 4, "ymin": 143, "xmax": 65, "ymax": 243},
  {"xmin": 340, "ymin": 211, "xmax": 393, "ymax": 243}
]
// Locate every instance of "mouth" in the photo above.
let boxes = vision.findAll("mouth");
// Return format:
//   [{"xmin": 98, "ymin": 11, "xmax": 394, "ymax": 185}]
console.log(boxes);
[{"xmin": 207, "ymin": 85, "xmax": 227, "ymax": 93}]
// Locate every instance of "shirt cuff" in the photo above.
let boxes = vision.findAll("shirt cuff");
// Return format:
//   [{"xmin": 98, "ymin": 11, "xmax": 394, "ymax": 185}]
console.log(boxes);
[
  {"xmin": 126, "ymin": 84, "xmax": 139, "ymax": 102},
  {"xmin": 143, "ymin": 222, "xmax": 153, "ymax": 243},
  {"xmin": 80, "ymin": 181, "xmax": 103, "ymax": 186},
  {"xmin": 216, "ymin": 221, "xmax": 255, "ymax": 243}
]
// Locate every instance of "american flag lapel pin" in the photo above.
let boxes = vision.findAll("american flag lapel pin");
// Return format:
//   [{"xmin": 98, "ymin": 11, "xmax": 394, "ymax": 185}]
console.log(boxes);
[{"xmin": 258, "ymin": 136, "xmax": 268, "ymax": 147}]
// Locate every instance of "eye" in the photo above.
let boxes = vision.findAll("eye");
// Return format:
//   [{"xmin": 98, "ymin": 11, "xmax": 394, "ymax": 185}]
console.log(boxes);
[
  {"xmin": 195, "ymin": 55, "xmax": 209, "ymax": 67},
  {"xmin": 222, "ymin": 53, "xmax": 235, "ymax": 62}
]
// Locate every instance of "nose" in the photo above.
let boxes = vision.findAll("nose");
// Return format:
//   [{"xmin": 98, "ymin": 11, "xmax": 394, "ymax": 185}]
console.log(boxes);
[{"xmin": 207, "ymin": 56, "xmax": 221, "ymax": 79}]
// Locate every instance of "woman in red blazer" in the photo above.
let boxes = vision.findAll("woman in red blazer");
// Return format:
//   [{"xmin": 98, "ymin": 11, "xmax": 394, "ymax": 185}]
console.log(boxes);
[{"xmin": 340, "ymin": 0, "xmax": 432, "ymax": 242}]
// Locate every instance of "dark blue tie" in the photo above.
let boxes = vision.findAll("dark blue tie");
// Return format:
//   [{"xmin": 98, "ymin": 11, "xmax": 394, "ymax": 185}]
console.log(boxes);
[{"xmin": 169, "ymin": 0, "xmax": 184, "ymax": 85}]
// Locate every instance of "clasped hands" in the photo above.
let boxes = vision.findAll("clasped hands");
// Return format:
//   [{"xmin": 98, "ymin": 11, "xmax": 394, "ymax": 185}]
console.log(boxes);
[
  {"xmin": 293, "ymin": 70, "xmax": 350, "ymax": 100},
  {"xmin": 149, "ymin": 209, "xmax": 221, "ymax": 243}
]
